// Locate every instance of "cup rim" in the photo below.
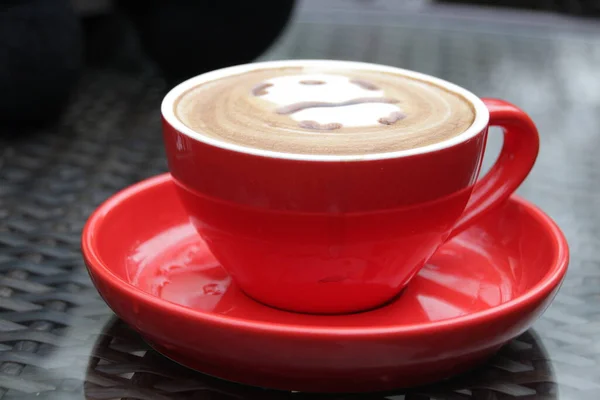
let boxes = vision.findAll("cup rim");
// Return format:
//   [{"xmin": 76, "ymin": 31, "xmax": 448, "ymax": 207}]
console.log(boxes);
[{"xmin": 161, "ymin": 59, "xmax": 490, "ymax": 162}]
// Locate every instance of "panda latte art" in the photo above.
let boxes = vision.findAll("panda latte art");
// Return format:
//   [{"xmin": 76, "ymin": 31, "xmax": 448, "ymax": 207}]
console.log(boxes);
[{"xmin": 174, "ymin": 65, "xmax": 475, "ymax": 155}]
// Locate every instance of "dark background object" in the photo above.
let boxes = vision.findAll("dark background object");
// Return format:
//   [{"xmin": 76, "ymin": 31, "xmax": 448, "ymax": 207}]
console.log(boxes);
[
  {"xmin": 0, "ymin": 0, "xmax": 82, "ymax": 130},
  {"xmin": 0, "ymin": 0, "xmax": 295, "ymax": 130},
  {"xmin": 117, "ymin": 0, "xmax": 296, "ymax": 84},
  {"xmin": 436, "ymin": 0, "xmax": 600, "ymax": 16}
]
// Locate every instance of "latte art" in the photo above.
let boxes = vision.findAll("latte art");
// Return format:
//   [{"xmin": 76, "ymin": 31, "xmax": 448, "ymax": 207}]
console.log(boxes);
[
  {"xmin": 252, "ymin": 74, "xmax": 404, "ymax": 130},
  {"xmin": 174, "ymin": 65, "xmax": 475, "ymax": 155}
]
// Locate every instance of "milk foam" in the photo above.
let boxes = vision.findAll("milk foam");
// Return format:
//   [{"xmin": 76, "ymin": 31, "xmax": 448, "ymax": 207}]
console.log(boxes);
[
  {"xmin": 173, "ymin": 65, "xmax": 476, "ymax": 155},
  {"xmin": 258, "ymin": 74, "xmax": 403, "ymax": 128}
]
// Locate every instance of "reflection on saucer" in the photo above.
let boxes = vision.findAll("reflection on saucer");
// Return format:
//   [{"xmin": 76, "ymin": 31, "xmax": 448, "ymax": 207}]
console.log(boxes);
[
  {"xmin": 126, "ymin": 223, "xmax": 521, "ymax": 327},
  {"xmin": 85, "ymin": 317, "xmax": 557, "ymax": 399}
]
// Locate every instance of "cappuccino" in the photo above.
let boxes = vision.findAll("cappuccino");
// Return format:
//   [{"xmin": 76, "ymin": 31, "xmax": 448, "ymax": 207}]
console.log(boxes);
[{"xmin": 174, "ymin": 63, "xmax": 475, "ymax": 155}]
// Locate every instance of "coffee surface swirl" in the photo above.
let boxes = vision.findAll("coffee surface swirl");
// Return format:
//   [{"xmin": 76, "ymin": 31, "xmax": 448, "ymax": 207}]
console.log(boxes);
[{"xmin": 174, "ymin": 65, "xmax": 475, "ymax": 155}]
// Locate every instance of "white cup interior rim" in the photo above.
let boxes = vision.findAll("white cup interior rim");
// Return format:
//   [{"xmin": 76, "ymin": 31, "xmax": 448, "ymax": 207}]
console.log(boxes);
[{"xmin": 161, "ymin": 59, "xmax": 490, "ymax": 162}]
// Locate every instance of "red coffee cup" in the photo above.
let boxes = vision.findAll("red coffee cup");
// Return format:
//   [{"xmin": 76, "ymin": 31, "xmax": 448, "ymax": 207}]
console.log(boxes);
[{"xmin": 161, "ymin": 60, "xmax": 539, "ymax": 314}]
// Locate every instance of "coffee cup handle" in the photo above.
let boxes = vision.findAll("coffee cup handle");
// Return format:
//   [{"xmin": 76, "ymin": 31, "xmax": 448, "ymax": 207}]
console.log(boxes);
[{"xmin": 448, "ymin": 98, "xmax": 540, "ymax": 239}]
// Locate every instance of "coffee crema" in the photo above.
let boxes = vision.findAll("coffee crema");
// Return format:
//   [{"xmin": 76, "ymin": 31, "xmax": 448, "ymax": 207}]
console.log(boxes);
[{"xmin": 174, "ymin": 65, "xmax": 475, "ymax": 155}]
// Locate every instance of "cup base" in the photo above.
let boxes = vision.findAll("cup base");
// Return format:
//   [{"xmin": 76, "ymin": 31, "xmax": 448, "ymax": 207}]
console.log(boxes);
[{"xmin": 238, "ymin": 284, "xmax": 412, "ymax": 315}]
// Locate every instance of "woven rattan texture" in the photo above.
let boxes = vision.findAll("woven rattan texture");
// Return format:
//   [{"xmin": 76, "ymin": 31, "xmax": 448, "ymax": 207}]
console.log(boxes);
[{"xmin": 1, "ymin": 1, "xmax": 600, "ymax": 399}]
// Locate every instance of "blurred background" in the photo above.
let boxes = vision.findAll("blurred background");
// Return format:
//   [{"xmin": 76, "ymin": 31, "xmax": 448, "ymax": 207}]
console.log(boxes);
[
  {"xmin": 1, "ymin": 1, "xmax": 600, "ymax": 399},
  {"xmin": 2, "ymin": 0, "xmax": 600, "ymax": 129}
]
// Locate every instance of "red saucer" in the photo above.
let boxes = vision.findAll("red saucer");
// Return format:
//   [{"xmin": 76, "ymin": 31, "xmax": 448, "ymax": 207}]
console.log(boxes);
[{"xmin": 82, "ymin": 174, "xmax": 568, "ymax": 393}]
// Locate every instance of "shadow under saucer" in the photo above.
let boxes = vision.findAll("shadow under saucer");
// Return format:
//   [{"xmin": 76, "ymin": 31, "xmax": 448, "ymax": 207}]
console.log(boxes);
[{"xmin": 84, "ymin": 317, "xmax": 557, "ymax": 399}]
